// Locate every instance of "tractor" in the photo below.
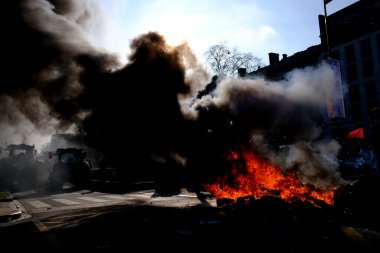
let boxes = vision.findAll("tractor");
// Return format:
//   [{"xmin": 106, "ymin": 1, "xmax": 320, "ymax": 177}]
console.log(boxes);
[
  {"xmin": 48, "ymin": 148, "xmax": 92, "ymax": 191},
  {"xmin": 0, "ymin": 144, "xmax": 47, "ymax": 191}
]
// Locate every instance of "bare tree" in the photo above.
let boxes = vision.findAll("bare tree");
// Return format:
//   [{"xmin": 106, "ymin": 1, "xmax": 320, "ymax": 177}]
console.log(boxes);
[{"xmin": 205, "ymin": 42, "xmax": 263, "ymax": 77}]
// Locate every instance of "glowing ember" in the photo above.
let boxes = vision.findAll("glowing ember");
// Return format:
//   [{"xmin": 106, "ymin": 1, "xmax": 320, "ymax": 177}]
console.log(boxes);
[{"xmin": 204, "ymin": 150, "xmax": 335, "ymax": 206}]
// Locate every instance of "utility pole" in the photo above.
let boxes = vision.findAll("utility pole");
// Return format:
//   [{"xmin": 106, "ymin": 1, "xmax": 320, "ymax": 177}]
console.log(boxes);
[{"xmin": 323, "ymin": 0, "xmax": 332, "ymax": 55}]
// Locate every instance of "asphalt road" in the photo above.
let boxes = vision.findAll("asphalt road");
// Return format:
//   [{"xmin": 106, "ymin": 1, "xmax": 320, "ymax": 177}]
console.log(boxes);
[
  {"xmin": 1, "ymin": 186, "xmax": 380, "ymax": 252},
  {"xmin": 15, "ymin": 187, "xmax": 216, "ymax": 214}
]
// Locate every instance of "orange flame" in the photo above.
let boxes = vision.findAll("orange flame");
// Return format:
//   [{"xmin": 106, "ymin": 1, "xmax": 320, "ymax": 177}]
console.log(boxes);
[{"xmin": 204, "ymin": 150, "xmax": 335, "ymax": 206}]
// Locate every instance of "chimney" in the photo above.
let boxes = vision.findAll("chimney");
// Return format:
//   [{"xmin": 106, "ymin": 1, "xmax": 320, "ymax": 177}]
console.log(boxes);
[
  {"xmin": 268, "ymin": 52, "xmax": 279, "ymax": 65},
  {"xmin": 238, "ymin": 68, "xmax": 246, "ymax": 78},
  {"xmin": 282, "ymin": 54, "xmax": 287, "ymax": 60}
]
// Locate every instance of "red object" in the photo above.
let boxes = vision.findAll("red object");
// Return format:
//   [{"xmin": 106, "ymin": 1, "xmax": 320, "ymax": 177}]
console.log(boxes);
[{"xmin": 347, "ymin": 128, "xmax": 364, "ymax": 139}]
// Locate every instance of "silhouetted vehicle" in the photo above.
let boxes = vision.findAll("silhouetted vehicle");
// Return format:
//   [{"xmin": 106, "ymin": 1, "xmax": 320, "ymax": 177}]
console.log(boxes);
[
  {"xmin": 0, "ymin": 144, "xmax": 47, "ymax": 191},
  {"xmin": 48, "ymin": 148, "xmax": 92, "ymax": 191}
]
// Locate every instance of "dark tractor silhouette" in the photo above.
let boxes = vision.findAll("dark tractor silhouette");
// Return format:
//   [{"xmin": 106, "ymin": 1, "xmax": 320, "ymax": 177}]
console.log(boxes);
[
  {"xmin": 0, "ymin": 144, "xmax": 47, "ymax": 191},
  {"xmin": 48, "ymin": 148, "xmax": 92, "ymax": 191}
]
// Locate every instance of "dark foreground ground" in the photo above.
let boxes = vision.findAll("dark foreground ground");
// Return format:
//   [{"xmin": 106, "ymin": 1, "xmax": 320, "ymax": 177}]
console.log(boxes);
[
  {"xmin": 1, "ymin": 193, "xmax": 380, "ymax": 253},
  {"xmin": 0, "ymin": 175, "xmax": 380, "ymax": 252}
]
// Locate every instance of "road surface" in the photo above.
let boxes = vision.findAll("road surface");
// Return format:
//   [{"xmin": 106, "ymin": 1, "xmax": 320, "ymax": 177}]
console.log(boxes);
[
  {"xmin": 1, "ymin": 187, "xmax": 379, "ymax": 252},
  {"xmin": 15, "ymin": 187, "xmax": 216, "ymax": 215}
]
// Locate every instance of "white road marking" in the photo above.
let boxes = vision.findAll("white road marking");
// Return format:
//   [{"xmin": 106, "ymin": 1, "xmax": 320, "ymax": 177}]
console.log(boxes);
[
  {"xmin": 126, "ymin": 194, "xmax": 152, "ymax": 199},
  {"xmin": 177, "ymin": 194, "xmax": 197, "ymax": 198},
  {"xmin": 52, "ymin": 198, "xmax": 81, "ymax": 205},
  {"xmin": 77, "ymin": 196, "xmax": 108, "ymax": 203},
  {"xmin": 27, "ymin": 200, "xmax": 51, "ymax": 208},
  {"xmin": 102, "ymin": 195, "xmax": 127, "ymax": 200}
]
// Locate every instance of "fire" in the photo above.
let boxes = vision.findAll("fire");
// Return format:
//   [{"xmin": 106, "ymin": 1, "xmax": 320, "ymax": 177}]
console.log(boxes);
[{"xmin": 204, "ymin": 149, "xmax": 335, "ymax": 206}]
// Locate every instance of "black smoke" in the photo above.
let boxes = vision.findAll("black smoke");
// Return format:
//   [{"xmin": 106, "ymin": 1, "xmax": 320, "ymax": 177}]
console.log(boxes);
[
  {"xmin": 0, "ymin": 0, "xmax": 119, "ymax": 146},
  {"xmin": 1, "ymin": 0, "xmax": 194, "ymax": 186},
  {"xmin": 78, "ymin": 32, "xmax": 191, "ymax": 183}
]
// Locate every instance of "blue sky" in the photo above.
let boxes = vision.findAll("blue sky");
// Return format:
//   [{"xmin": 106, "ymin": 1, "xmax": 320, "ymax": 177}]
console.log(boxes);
[{"xmin": 92, "ymin": 0, "xmax": 358, "ymax": 65}]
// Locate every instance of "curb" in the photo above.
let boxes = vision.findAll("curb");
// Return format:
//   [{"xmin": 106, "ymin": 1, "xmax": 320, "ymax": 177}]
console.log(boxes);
[{"xmin": 0, "ymin": 192, "xmax": 32, "ymax": 227}]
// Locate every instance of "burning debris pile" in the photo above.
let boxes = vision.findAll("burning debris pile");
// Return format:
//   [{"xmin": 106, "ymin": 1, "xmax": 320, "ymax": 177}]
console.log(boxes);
[
  {"xmin": 1, "ymin": 0, "xmax": 349, "ymax": 203},
  {"xmin": 204, "ymin": 149, "xmax": 335, "ymax": 206}
]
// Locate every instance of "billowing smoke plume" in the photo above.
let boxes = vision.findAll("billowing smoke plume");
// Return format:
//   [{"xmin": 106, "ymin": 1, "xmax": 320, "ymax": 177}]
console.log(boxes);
[
  {"xmin": 1, "ymin": 0, "xmax": 345, "ymax": 192},
  {"xmin": 0, "ymin": 0, "xmax": 118, "ymax": 148},
  {"xmin": 186, "ymin": 66, "xmax": 345, "ymax": 189}
]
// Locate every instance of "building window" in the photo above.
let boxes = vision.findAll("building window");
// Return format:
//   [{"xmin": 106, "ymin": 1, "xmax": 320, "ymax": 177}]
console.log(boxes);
[
  {"xmin": 345, "ymin": 44, "xmax": 356, "ymax": 63},
  {"xmin": 359, "ymin": 38, "xmax": 374, "ymax": 78},
  {"xmin": 377, "ymin": 33, "xmax": 380, "ymax": 60},
  {"xmin": 351, "ymin": 104, "xmax": 363, "ymax": 121},
  {"xmin": 362, "ymin": 58, "xmax": 374, "ymax": 77},
  {"xmin": 349, "ymin": 84, "xmax": 360, "ymax": 104},
  {"xmin": 365, "ymin": 80, "xmax": 379, "ymax": 120},
  {"xmin": 367, "ymin": 100, "xmax": 379, "ymax": 120},
  {"xmin": 360, "ymin": 38, "xmax": 372, "ymax": 58},
  {"xmin": 349, "ymin": 84, "xmax": 362, "ymax": 121},
  {"xmin": 346, "ymin": 63, "xmax": 358, "ymax": 82},
  {"xmin": 365, "ymin": 80, "xmax": 377, "ymax": 100}
]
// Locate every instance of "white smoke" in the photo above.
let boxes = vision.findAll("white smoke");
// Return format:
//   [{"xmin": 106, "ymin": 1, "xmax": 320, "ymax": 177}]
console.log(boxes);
[
  {"xmin": 0, "ymin": 94, "xmax": 60, "ymax": 151},
  {"xmin": 183, "ymin": 64, "xmax": 346, "ymax": 189}
]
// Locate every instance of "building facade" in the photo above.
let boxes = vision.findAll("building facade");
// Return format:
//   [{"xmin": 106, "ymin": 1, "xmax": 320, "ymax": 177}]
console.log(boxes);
[
  {"xmin": 250, "ymin": 0, "xmax": 380, "ymax": 141},
  {"xmin": 246, "ymin": 0, "xmax": 380, "ymax": 174},
  {"xmin": 325, "ymin": 0, "xmax": 380, "ymax": 144}
]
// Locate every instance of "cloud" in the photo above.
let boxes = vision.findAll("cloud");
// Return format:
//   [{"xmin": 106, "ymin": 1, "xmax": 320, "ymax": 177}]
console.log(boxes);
[
  {"xmin": 91, "ymin": 0, "xmax": 268, "ymax": 64},
  {"xmin": 258, "ymin": 25, "xmax": 278, "ymax": 42}
]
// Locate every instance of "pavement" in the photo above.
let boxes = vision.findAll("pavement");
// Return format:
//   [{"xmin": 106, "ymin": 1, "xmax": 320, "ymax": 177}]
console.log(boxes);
[
  {"xmin": 0, "ymin": 180, "xmax": 153, "ymax": 225},
  {"xmin": 0, "ymin": 182, "xmax": 211, "ymax": 227},
  {"xmin": 1, "ymin": 188, "xmax": 380, "ymax": 252},
  {"xmin": 0, "ymin": 191, "xmax": 31, "ymax": 227}
]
